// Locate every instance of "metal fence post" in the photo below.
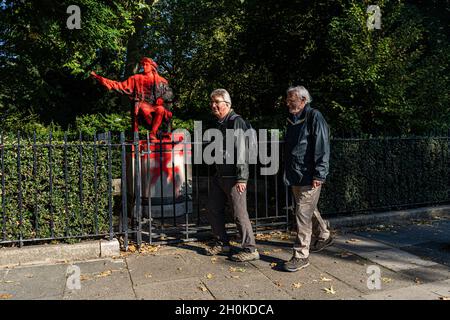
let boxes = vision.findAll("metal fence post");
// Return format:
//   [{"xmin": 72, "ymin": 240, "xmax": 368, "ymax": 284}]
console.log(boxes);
[
  {"xmin": 134, "ymin": 131, "xmax": 142, "ymax": 247},
  {"xmin": 1, "ymin": 132, "xmax": 5, "ymax": 242},
  {"xmin": 146, "ymin": 132, "xmax": 152, "ymax": 244},
  {"xmin": 17, "ymin": 131, "xmax": 23, "ymax": 247},
  {"xmin": 48, "ymin": 131, "xmax": 54, "ymax": 239},
  {"xmin": 32, "ymin": 131, "xmax": 39, "ymax": 237},
  {"xmin": 120, "ymin": 132, "xmax": 128, "ymax": 250},
  {"xmin": 63, "ymin": 132, "xmax": 69, "ymax": 237},
  {"xmin": 79, "ymin": 131, "xmax": 84, "ymax": 235},
  {"xmin": 107, "ymin": 132, "xmax": 113, "ymax": 241},
  {"xmin": 93, "ymin": 133, "xmax": 99, "ymax": 235}
]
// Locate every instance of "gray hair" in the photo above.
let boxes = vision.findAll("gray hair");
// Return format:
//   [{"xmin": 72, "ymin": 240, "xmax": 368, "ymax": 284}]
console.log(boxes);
[
  {"xmin": 210, "ymin": 88, "xmax": 232, "ymax": 105},
  {"xmin": 287, "ymin": 86, "xmax": 312, "ymax": 103}
]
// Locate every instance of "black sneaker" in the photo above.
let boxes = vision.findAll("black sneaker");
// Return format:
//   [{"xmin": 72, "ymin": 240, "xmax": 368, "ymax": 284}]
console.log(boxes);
[
  {"xmin": 283, "ymin": 257, "xmax": 310, "ymax": 272},
  {"xmin": 310, "ymin": 236, "xmax": 334, "ymax": 253}
]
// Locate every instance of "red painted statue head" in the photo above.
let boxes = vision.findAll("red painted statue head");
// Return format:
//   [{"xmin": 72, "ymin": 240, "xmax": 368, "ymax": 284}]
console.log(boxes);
[{"xmin": 140, "ymin": 57, "xmax": 158, "ymax": 73}]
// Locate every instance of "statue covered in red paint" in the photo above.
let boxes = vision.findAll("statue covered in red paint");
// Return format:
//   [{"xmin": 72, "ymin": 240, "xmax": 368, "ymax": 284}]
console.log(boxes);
[{"xmin": 91, "ymin": 57, "xmax": 173, "ymax": 138}]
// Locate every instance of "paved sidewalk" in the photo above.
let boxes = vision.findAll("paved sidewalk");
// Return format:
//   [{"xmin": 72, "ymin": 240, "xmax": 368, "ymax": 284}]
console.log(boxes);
[{"xmin": 0, "ymin": 217, "xmax": 449, "ymax": 300}]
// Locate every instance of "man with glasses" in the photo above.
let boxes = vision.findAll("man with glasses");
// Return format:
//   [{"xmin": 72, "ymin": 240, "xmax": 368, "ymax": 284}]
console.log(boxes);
[
  {"xmin": 283, "ymin": 86, "xmax": 333, "ymax": 272},
  {"xmin": 203, "ymin": 88, "xmax": 259, "ymax": 262}
]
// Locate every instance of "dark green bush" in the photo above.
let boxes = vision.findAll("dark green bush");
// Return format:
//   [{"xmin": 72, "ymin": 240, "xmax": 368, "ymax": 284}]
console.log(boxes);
[
  {"xmin": 320, "ymin": 137, "xmax": 449, "ymax": 214},
  {"xmin": 0, "ymin": 133, "xmax": 115, "ymax": 242},
  {"xmin": 1, "ymin": 131, "xmax": 448, "ymax": 243}
]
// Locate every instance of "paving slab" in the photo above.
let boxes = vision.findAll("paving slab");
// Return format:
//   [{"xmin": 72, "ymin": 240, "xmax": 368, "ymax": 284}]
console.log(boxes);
[
  {"xmin": 63, "ymin": 259, "xmax": 134, "ymax": 300},
  {"xmin": 333, "ymin": 234, "xmax": 394, "ymax": 254},
  {"xmin": 360, "ymin": 248, "xmax": 437, "ymax": 272},
  {"xmin": 355, "ymin": 224, "xmax": 450, "ymax": 247},
  {"xmin": 419, "ymin": 279, "xmax": 450, "ymax": 297},
  {"xmin": 397, "ymin": 264, "xmax": 450, "ymax": 284},
  {"xmin": 0, "ymin": 269, "xmax": 7, "ymax": 282},
  {"xmin": 0, "ymin": 264, "xmax": 67, "ymax": 300},
  {"xmin": 400, "ymin": 242, "xmax": 450, "ymax": 267},
  {"xmin": 127, "ymin": 253, "xmax": 199, "ymax": 286},
  {"xmin": 250, "ymin": 258, "xmax": 363, "ymax": 300},
  {"xmin": 203, "ymin": 271, "xmax": 293, "ymax": 300},
  {"xmin": 362, "ymin": 284, "xmax": 441, "ymax": 300},
  {"xmin": 179, "ymin": 251, "xmax": 262, "ymax": 280},
  {"xmin": 134, "ymin": 277, "xmax": 215, "ymax": 300},
  {"xmin": 31, "ymin": 295, "xmax": 64, "ymax": 300},
  {"xmin": 308, "ymin": 246, "xmax": 417, "ymax": 294}
]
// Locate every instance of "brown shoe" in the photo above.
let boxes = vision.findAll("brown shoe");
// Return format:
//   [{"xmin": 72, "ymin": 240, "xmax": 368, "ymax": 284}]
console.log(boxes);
[
  {"xmin": 230, "ymin": 249, "xmax": 260, "ymax": 262},
  {"xmin": 204, "ymin": 244, "xmax": 231, "ymax": 256}
]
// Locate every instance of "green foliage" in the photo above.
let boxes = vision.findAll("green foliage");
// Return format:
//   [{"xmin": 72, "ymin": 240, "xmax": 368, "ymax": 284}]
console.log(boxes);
[
  {"xmin": 1, "ymin": 0, "xmax": 449, "ymax": 134},
  {"xmin": 317, "ymin": 0, "xmax": 450, "ymax": 134},
  {"xmin": 320, "ymin": 137, "xmax": 449, "ymax": 214},
  {"xmin": 75, "ymin": 113, "xmax": 129, "ymax": 136},
  {"xmin": 0, "ymin": 133, "xmax": 114, "ymax": 241}
]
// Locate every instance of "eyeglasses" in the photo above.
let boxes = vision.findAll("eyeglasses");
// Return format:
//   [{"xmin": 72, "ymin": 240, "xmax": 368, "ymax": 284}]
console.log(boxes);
[{"xmin": 210, "ymin": 100, "xmax": 229, "ymax": 105}]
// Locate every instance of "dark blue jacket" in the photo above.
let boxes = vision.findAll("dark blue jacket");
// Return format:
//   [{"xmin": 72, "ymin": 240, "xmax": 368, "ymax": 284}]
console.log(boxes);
[{"xmin": 283, "ymin": 104, "xmax": 330, "ymax": 186}]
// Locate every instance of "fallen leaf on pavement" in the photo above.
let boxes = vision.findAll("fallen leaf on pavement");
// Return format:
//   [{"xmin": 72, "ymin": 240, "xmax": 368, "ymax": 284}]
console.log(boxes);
[
  {"xmin": 256, "ymin": 234, "xmax": 272, "ymax": 241},
  {"xmin": 229, "ymin": 267, "xmax": 246, "ymax": 273},
  {"xmin": 128, "ymin": 244, "xmax": 137, "ymax": 253},
  {"xmin": 198, "ymin": 286, "xmax": 208, "ymax": 292},
  {"xmin": 414, "ymin": 278, "xmax": 422, "ymax": 284},
  {"xmin": 320, "ymin": 276, "xmax": 333, "ymax": 282},
  {"xmin": 270, "ymin": 263, "xmax": 277, "ymax": 268},
  {"xmin": 382, "ymin": 277, "xmax": 393, "ymax": 284},
  {"xmin": 210, "ymin": 257, "xmax": 217, "ymax": 264},
  {"xmin": 336, "ymin": 252, "xmax": 353, "ymax": 258},
  {"xmin": 323, "ymin": 286, "xmax": 337, "ymax": 294},
  {"xmin": 144, "ymin": 273, "xmax": 152, "ymax": 278},
  {"xmin": 80, "ymin": 275, "xmax": 91, "ymax": 281},
  {"xmin": 0, "ymin": 294, "xmax": 13, "ymax": 299},
  {"xmin": 292, "ymin": 282, "xmax": 302, "ymax": 289},
  {"xmin": 346, "ymin": 239, "xmax": 362, "ymax": 243},
  {"xmin": 139, "ymin": 244, "xmax": 161, "ymax": 254},
  {"xmin": 96, "ymin": 270, "xmax": 112, "ymax": 278},
  {"xmin": 263, "ymin": 251, "xmax": 271, "ymax": 255},
  {"xmin": 206, "ymin": 273, "xmax": 214, "ymax": 279},
  {"xmin": 274, "ymin": 281, "xmax": 283, "ymax": 287}
]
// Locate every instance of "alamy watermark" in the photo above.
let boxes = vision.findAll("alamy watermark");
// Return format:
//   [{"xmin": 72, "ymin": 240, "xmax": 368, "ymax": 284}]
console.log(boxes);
[
  {"xmin": 67, "ymin": 5, "xmax": 81, "ymax": 29},
  {"xmin": 367, "ymin": 5, "xmax": 382, "ymax": 30},
  {"xmin": 366, "ymin": 265, "xmax": 382, "ymax": 290},
  {"xmin": 66, "ymin": 265, "xmax": 81, "ymax": 290},
  {"xmin": 172, "ymin": 122, "xmax": 280, "ymax": 176}
]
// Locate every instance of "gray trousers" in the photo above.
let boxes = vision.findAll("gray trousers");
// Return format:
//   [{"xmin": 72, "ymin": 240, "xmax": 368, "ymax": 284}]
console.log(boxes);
[
  {"xmin": 292, "ymin": 185, "xmax": 330, "ymax": 258},
  {"xmin": 207, "ymin": 176, "xmax": 256, "ymax": 250}
]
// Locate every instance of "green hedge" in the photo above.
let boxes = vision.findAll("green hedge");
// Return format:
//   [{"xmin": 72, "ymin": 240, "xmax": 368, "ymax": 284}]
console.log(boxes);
[
  {"xmin": 1, "ymin": 132, "xmax": 448, "ymax": 243},
  {"xmin": 0, "ymin": 133, "xmax": 116, "ymax": 243},
  {"xmin": 320, "ymin": 137, "xmax": 449, "ymax": 214}
]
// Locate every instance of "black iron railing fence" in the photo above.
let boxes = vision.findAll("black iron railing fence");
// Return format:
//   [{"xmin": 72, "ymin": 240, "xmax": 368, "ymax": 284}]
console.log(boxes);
[{"xmin": 0, "ymin": 130, "xmax": 449, "ymax": 248}]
